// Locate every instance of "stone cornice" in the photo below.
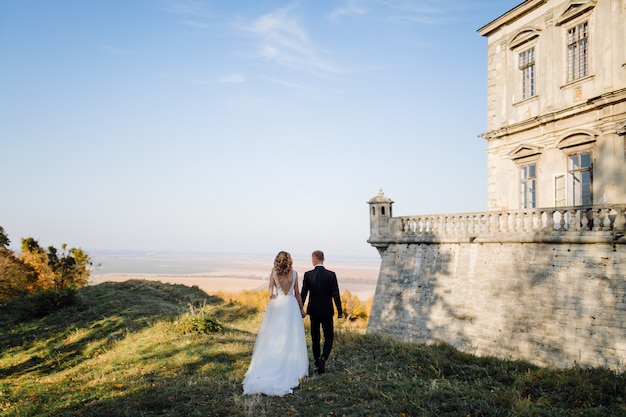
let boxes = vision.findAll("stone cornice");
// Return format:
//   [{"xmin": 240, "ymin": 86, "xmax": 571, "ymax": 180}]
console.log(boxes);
[
  {"xmin": 478, "ymin": 0, "xmax": 547, "ymax": 38},
  {"xmin": 480, "ymin": 88, "xmax": 626, "ymax": 141}
]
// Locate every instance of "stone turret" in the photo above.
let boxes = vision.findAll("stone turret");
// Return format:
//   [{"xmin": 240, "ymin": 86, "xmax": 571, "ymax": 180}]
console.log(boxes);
[{"xmin": 367, "ymin": 189, "xmax": 393, "ymax": 250}]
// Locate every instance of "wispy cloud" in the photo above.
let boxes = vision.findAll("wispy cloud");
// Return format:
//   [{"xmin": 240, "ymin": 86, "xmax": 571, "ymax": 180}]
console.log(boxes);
[
  {"xmin": 160, "ymin": 0, "xmax": 215, "ymax": 28},
  {"xmin": 381, "ymin": 0, "xmax": 461, "ymax": 25},
  {"xmin": 160, "ymin": 0, "xmax": 213, "ymax": 18},
  {"xmin": 330, "ymin": 0, "xmax": 462, "ymax": 26},
  {"xmin": 329, "ymin": 0, "xmax": 371, "ymax": 20},
  {"xmin": 239, "ymin": 6, "xmax": 336, "ymax": 73}
]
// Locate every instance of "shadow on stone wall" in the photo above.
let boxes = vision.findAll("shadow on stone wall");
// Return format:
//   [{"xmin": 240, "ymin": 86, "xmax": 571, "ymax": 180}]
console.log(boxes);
[
  {"xmin": 368, "ymin": 236, "xmax": 626, "ymax": 368},
  {"xmin": 368, "ymin": 237, "xmax": 460, "ymax": 346},
  {"xmin": 498, "ymin": 238, "xmax": 626, "ymax": 368}
]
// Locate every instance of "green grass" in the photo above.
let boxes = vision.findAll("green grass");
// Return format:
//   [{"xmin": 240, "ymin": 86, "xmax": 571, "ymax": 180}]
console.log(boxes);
[{"xmin": 1, "ymin": 279, "xmax": 625, "ymax": 417}]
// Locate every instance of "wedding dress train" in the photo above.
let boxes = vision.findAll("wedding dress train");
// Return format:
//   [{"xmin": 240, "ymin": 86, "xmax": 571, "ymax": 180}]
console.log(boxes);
[{"xmin": 242, "ymin": 270, "xmax": 308, "ymax": 396}]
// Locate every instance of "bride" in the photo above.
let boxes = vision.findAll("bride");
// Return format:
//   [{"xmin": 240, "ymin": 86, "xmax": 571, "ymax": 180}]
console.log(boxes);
[{"xmin": 242, "ymin": 251, "xmax": 309, "ymax": 396}]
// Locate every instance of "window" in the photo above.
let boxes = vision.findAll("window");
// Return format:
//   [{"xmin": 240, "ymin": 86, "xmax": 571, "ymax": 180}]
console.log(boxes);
[
  {"xmin": 554, "ymin": 174, "xmax": 566, "ymax": 207},
  {"xmin": 568, "ymin": 152, "xmax": 592, "ymax": 205},
  {"xmin": 520, "ymin": 164, "xmax": 536, "ymax": 209},
  {"xmin": 519, "ymin": 47, "xmax": 535, "ymax": 99},
  {"xmin": 567, "ymin": 22, "xmax": 588, "ymax": 82}
]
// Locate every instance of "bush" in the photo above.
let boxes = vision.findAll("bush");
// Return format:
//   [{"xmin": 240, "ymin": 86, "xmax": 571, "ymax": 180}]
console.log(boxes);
[
  {"xmin": 17, "ymin": 287, "xmax": 79, "ymax": 319},
  {"xmin": 340, "ymin": 290, "xmax": 369, "ymax": 321},
  {"xmin": 0, "ymin": 249, "xmax": 38, "ymax": 302},
  {"xmin": 174, "ymin": 304, "xmax": 224, "ymax": 335}
]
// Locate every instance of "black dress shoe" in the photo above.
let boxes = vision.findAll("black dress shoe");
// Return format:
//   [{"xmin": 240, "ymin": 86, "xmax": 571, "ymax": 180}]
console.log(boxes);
[{"xmin": 317, "ymin": 358, "xmax": 326, "ymax": 375}]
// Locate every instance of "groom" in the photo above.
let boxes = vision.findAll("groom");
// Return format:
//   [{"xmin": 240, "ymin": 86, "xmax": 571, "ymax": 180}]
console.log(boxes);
[{"xmin": 301, "ymin": 250, "xmax": 343, "ymax": 375}]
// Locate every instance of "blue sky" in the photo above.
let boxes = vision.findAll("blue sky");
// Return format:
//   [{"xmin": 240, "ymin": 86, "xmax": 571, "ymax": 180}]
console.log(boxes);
[{"xmin": 1, "ymin": 0, "xmax": 521, "ymax": 259}]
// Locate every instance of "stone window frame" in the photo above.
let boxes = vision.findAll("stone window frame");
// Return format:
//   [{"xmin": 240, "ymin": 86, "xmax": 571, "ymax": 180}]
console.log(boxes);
[
  {"xmin": 509, "ymin": 27, "xmax": 541, "ymax": 105},
  {"xmin": 519, "ymin": 162, "xmax": 537, "ymax": 209},
  {"xmin": 519, "ymin": 46, "xmax": 536, "ymax": 100},
  {"xmin": 556, "ymin": 1, "xmax": 597, "ymax": 86},
  {"xmin": 509, "ymin": 144, "xmax": 543, "ymax": 209},
  {"xmin": 566, "ymin": 150, "xmax": 593, "ymax": 206},
  {"xmin": 566, "ymin": 21, "xmax": 589, "ymax": 82},
  {"xmin": 556, "ymin": 129, "xmax": 597, "ymax": 206}
]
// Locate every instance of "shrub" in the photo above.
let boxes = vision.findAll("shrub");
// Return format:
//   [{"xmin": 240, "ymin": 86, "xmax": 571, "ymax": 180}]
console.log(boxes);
[
  {"xmin": 340, "ymin": 290, "xmax": 368, "ymax": 321},
  {"xmin": 0, "ymin": 249, "xmax": 38, "ymax": 302},
  {"xmin": 18, "ymin": 287, "xmax": 79, "ymax": 319},
  {"xmin": 174, "ymin": 304, "xmax": 224, "ymax": 335}
]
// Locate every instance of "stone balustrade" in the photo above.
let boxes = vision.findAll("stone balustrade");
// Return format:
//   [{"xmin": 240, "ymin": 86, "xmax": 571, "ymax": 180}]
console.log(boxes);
[{"xmin": 378, "ymin": 205, "xmax": 626, "ymax": 244}]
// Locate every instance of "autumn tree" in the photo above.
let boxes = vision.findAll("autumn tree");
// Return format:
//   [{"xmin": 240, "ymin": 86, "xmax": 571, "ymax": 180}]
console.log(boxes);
[
  {"xmin": 340, "ymin": 290, "xmax": 367, "ymax": 321},
  {"xmin": 0, "ymin": 251, "xmax": 37, "ymax": 302},
  {"xmin": 20, "ymin": 238, "xmax": 56, "ymax": 290},
  {"xmin": 20, "ymin": 238, "xmax": 92, "ymax": 291},
  {"xmin": 47, "ymin": 244, "xmax": 91, "ymax": 289},
  {"xmin": 0, "ymin": 228, "xmax": 93, "ymax": 303},
  {"xmin": 0, "ymin": 227, "xmax": 38, "ymax": 302}
]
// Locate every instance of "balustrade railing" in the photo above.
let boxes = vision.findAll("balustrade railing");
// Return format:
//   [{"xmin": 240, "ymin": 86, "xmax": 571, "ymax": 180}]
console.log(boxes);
[{"xmin": 387, "ymin": 205, "xmax": 626, "ymax": 242}]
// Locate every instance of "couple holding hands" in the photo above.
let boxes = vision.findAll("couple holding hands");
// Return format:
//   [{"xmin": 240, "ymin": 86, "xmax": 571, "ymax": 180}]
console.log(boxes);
[{"xmin": 242, "ymin": 250, "xmax": 344, "ymax": 396}]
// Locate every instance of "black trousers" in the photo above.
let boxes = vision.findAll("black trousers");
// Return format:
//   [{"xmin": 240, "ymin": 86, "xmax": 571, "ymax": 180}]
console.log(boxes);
[{"xmin": 310, "ymin": 314, "xmax": 334, "ymax": 361}]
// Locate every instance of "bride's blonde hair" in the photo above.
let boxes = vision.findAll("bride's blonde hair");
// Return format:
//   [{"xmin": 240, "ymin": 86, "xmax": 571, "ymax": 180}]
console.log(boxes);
[{"xmin": 273, "ymin": 251, "xmax": 292, "ymax": 276}]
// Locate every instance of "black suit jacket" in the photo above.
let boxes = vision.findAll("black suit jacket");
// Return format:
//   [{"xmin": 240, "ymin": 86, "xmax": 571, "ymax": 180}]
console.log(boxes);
[{"xmin": 301, "ymin": 265, "xmax": 343, "ymax": 318}]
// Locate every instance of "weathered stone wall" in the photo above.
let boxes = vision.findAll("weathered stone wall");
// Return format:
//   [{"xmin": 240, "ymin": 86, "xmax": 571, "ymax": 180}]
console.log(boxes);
[{"xmin": 367, "ymin": 240, "xmax": 626, "ymax": 369}]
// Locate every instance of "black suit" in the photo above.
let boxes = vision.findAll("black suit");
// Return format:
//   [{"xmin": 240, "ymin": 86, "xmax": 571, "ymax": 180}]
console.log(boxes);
[{"xmin": 301, "ymin": 265, "xmax": 343, "ymax": 363}]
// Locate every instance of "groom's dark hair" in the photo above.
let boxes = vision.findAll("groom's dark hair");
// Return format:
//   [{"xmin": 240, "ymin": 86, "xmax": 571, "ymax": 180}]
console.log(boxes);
[{"xmin": 312, "ymin": 250, "xmax": 324, "ymax": 262}]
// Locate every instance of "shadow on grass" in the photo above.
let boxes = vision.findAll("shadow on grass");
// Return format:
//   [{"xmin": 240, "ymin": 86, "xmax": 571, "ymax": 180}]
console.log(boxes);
[{"xmin": 0, "ymin": 280, "xmax": 224, "ymax": 378}]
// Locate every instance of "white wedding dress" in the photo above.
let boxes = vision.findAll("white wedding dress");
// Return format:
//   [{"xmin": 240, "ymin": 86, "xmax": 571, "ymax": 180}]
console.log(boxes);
[{"xmin": 242, "ymin": 270, "xmax": 309, "ymax": 396}]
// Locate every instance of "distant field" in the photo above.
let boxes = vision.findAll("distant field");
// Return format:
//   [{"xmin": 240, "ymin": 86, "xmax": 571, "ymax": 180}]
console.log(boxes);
[{"xmin": 89, "ymin": 251, "xmax": 380, "ymax": 300}]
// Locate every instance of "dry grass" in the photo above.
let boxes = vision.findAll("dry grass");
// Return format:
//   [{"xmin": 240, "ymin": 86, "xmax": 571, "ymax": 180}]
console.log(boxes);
[{"xmin": 1, "ymin": 279, "xmax": 625, "ymax": 417}]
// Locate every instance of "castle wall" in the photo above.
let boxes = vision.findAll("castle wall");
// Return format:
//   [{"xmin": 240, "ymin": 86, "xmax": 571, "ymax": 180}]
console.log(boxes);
[
  {"xmin": 368, "ymin": 240, "xmax": 626, "ymax": 368},
  {"xmin": 366, "ymin": 205, "xmax": 626, "ymax": 369}
]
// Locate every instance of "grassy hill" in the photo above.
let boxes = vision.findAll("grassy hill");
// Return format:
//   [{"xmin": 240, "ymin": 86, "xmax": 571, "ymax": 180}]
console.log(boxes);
[{"xmin": 1, "ymin": 279, "xmax": 625, "ymax": 417}]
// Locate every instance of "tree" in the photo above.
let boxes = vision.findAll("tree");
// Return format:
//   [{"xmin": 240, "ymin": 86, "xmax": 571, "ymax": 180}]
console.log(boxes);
[
  {"xmin": 0, "ymin": 226, "xmax": 9, "ymax": 249},
  {"xmin": 340, "ymin": 290, "xmax": 368, "ymax": 321},
  {"xmin": 20, "ymin": 238, "xmax": 56, "ymax": 290},
  {"xmin": 20, "ymin": 238, "xmax": 92, "ymax": 291},
  {"xmin": 0, "ymin": 230, "xmax": 93, "ymax": 303},
  {"xmin": 0, "ymin": 250, "xmax": 37, "ymax": 302},
  {"xmin": 47, "ymin": 244, "xmax": 92, "ymax": 289},
  {"xmin": 0, "ymin": 227, "xmax": 38, "ymax": 302}
]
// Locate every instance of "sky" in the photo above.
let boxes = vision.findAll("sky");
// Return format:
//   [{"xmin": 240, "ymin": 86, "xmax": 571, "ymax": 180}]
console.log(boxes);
[{"xmin": 0, "ymin": 0, "xmax": 522, "ymax": 260}]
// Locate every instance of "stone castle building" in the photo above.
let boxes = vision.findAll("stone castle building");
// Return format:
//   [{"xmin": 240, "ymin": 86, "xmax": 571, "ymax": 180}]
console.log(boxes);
[
  {"xmin": 479, "ymin": 0, "xmax": 625, "ymax": 210},
  {"xmin": 366, "ymin": 0, "xmax": 626, "ymax": 369}
]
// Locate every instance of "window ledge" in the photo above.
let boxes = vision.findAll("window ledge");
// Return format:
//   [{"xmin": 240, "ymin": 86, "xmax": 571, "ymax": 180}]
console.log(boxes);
[
  {"xmin": 513, "ymin": 95, "xmax": 539, "ymax": 107},
  {"xmin": 560, "ymin": 74, "xmax": 595, "ymax": 89}
]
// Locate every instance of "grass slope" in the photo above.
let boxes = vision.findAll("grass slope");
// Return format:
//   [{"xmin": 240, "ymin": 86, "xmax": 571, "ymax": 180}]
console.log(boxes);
[{"xmin": 1, "ymin": 280, "xmax": 625, "ymax": 417}]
